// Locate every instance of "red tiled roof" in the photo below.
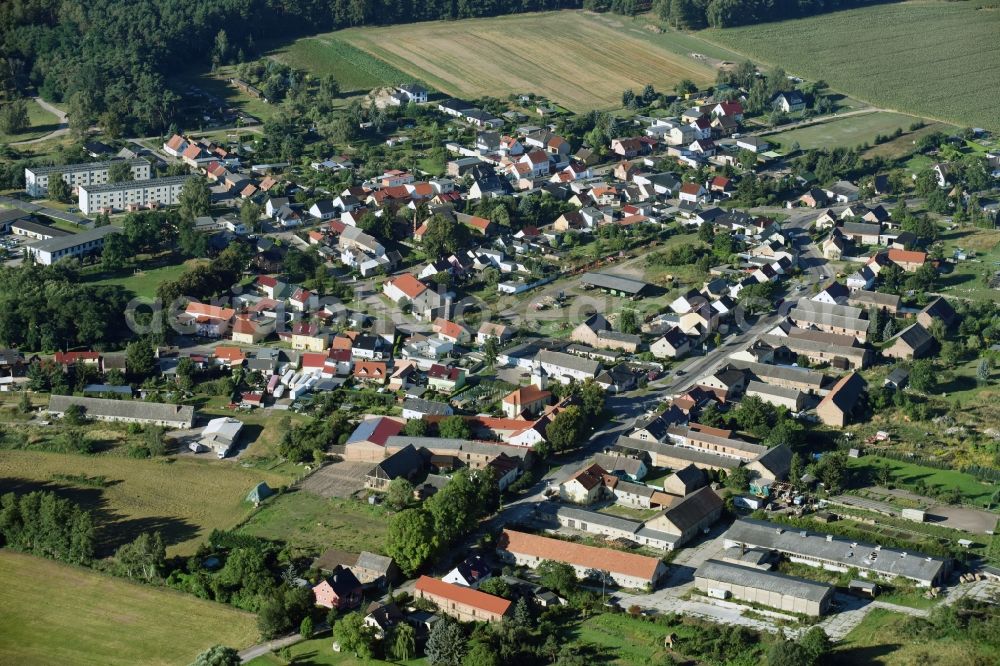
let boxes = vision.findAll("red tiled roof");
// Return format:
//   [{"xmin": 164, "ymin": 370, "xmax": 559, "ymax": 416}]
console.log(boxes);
[
  {"xmin": 498, "ymin": 530, "xmax": 663, "ymax": 581},
  {"xmin": 388, "ymin": 274, "xmax": 428, "ymax": 300},
  {"xmin": 214, "ymin": 346, "xmax": 246, "ymax": 363},
  {"xmin": 54, "ymin": 351, "xmax": 100, "ymax": 364},
  {"xmin": 354, "ymin": 361, "xmax": 387, "ymax": 379},
  {"xmin": 186, "ymin": 302, "xmax": 235, "ymax": 320},
  {"xmin": 680, "ymin": 183, "xmax": 703, "ymax": 195},
  {"xmin": 887, "ymin": 248, "xmax": 927, "ymax": 265},
  {"xmin": 433, "ymin": 318, "xmax": 466, "ymax": 340},
  {"xmin": 502, "ymin": 385, "xmax": 551, "ymax": 406},
  {"xmin": 414, "ymin": 576, "xmax": 511, "ymax": 616}
]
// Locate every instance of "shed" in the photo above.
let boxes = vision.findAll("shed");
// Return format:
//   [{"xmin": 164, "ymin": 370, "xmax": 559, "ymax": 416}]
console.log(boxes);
[{"xmin": 246, "ymin": 482, "xmax": 274, "ymax": 504}]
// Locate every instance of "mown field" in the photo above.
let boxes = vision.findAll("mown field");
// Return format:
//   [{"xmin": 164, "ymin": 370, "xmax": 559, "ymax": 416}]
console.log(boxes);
[
  {"xmin": 700, "ymin": 1, "xmax": 1000, "ymax": 131},
  {"xmin": 318, "ymin": 11, "xmax": 717, "ymax": 111},
  {"xmin": 239, "ymin": 490, "xmax": 389, "ymax": 555},
  {"xmin": 82, "ymin": 258, "xmax": 208, "ymax": 300},
  {"xmin": 936, "ymin": 228, "xmax": 1000, "ymax": 304},
  {"xmin": 0, "ymin": 449, "xmax": 288, "ymax": 555},
  {"xmin": 847, "ymin": 455, "xmax": 998, "ymax": 507},
  {"xmin": 767, "ymin": 111, "xmax": 937, "ymax": 150},
  {"xmin": 0, "ymin": 550, "xmax": 258, "ymax": 666}
]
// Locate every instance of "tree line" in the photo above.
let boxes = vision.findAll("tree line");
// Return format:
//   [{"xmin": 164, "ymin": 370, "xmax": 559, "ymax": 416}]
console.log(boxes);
[
  {"xmin": 0, "ymin": 490, "xmax": 96, "ymax": 565},
  {"xmin": 654, "ymin": 0, "xmax": 896, "ymax": 29}
]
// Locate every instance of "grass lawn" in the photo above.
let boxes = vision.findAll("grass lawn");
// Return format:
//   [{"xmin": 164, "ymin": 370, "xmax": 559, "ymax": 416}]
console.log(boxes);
[
  {"xmin": 332, "ymin": 11, "xmax": 718, "ymax": 111},
  {"xmin": 0, "ymin": 550, "xmax": 259, "ymax": 666},
  {"xmin": 0, "ymin": 98, "xmax": 62, "ymax": 144},
  {"xmin": 847, "ymin": 455, "xmax": 997, "ymax": 507},
  {"xmin": 83, "ymin": 258, "xmax": 208, "ymax": 299},
  {"xmin": 831, "ymin": 608, "xmax": 994, "ymax": 666},
  {"xmin": 239, "ymin": 490, "xmax": 389, "ymax": 556},
  {"xmin": 0, "ymin": 449, "xmax": 288, "ymax": 556},
  {"xmin": 172, "ymin": 66, "xmax": 281, "ymax": 124},
  {"xmin": 699, "ymin": 1, "xmax": 1000, "ymax": 131},
  {"xmin": 936, "ymin": 228, "xmax": 1000, "ymax": 304},
  {"xmin": 766, "ymin": 111, "xmax": 935, "ymax": 151},
  {"xmin": 863, "ymin": 121, "xmax": 954, "ymax": 162},
  {"xmin": 246, "ymin": 635, "xmax": 425, "ymax": 666}
]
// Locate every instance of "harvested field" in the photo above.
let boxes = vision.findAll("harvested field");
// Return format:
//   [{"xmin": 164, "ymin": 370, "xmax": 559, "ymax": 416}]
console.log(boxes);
[{"xmin": 319, "ymin": 11, "xmax": 717, "ymax": 111}]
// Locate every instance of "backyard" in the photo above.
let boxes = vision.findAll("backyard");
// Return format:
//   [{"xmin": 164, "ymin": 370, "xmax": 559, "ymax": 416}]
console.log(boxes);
[{"xmin": 0, "ymin": 550, "xmax": 259, "ymax": 666}]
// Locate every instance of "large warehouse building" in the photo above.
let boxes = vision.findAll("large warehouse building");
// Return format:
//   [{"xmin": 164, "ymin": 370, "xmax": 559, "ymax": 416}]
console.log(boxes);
[
  {"xmin": 694, "ymin": 559, "xmax": 834, "ymax": 616},
  {"xmin": 722, "ymin": 519, "xmax": 948, "ymax": 587}
]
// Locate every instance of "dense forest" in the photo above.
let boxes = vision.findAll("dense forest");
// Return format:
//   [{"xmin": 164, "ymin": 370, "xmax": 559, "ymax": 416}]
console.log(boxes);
[
  {"xmin": 0, "ymin": 0, "xmax": 581, "ymax": 136},
  {"xmin": 652, "ymin": 0, "xmax": 897, "ymax": 29}
]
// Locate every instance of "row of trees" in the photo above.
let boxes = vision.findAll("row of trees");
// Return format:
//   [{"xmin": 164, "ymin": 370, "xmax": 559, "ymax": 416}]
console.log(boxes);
[
  {"xmin": 654, "ymin": 0, "xmax": 890, "ymax": 28},
  {"xmin": 0, "ymin": 490, "xmax": 96, "ymax": 565}
]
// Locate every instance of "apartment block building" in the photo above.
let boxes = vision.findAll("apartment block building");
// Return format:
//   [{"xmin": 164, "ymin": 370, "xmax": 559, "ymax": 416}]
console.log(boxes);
[
  {"xmin": 78, "ymin": 175, "xmax": 193, "ymax": 214},
  {"xmin": 25, "ymin": 159, "xmax": 150, "ymax": 197}
]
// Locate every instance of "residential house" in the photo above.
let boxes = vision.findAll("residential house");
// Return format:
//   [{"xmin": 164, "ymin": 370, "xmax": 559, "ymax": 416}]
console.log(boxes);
[
  {"xmin": 559, "ymin": 463, "xmax": 615, "ymax": 504},
  {"xmin": 291, "ymin": 323, "xmax": 329, "ymax": 352},
  {"xmin": 772, "ymin": 91, "xmax": 806, "ymax": 113},
  {"xmin": 312, "ymin": 566, "xmax": 363, "ymax": 610},
  {"xmin": 501, "ymin": 385, "xmax": 552, "ymax": 419},
  {"xmin": 650, "ymin": 327, "xmax": 692, "ymax": 360},
  {"xmin": 442, "ymin": 554, "xmax": 492, "ymax": 589},
  {"xmin": 427, "ymin": 364, "xmax": 465, "ymax": 393}
]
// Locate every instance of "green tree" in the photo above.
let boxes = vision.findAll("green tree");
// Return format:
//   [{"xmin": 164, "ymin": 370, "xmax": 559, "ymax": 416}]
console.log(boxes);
[
  {"xmin": 332, "ymin": 612, "xmax": 375, "ymax": 659},
  {"xmin": 725, "ymin": 465, "xmax": 751, "ymax": 491},
  {"xmin": 537, "ymin": 560, "xmax": 578, "ymax": 597},
  {"xmin": 240, "ymin": 201, "xmax": 263, "ymax": 233},
  {"xmin": 101, "ymin": 232, "xmax": 131, "ymax": 270},
  {"xmin": 463, "ymin": 642, "xmax": 500, "ymax": 666},
  {"xmin": 578, "ymin": 379, "xmax": 606, "ymax": 422},
  {"xmin": 402, "ymin": 418, "xmax": 428, "ymax": 437},
  {"xmin": 545, "ymin": 405, "xmax": 586, "ymax": 452},
  {"xmin": 46, "ymin": 173, "xmax": 70, "ymax": 202},
  {"xmin": 619, "ymin": 309, "xmax": 639, "ymax": 334},
  {"xmin": 108, "ymin": 160, "xmax": 133, "ymax": 183},
  {"xmin": 426, "ymin": 618, "xmax": 466, "ymax": 666},
  {"xmin": 17, "ymin": 390, "xmax": 31, "ymax": 414},
  {"xmin": 189, "ymin": 645, "xmax": 241, "ymax": 666},
  {"xmin": 438, "ymin": 415, "xmax": 472, "ymax": 439},
  {"xmin": 0, "ymin": 99, "xmax": 30, "ymax": 135},
  {"xmin": 478, "ymin": 577, "xmax": 512, "ymax": 598},
  {"xmin": 421, "ymin": 214, "xmax": 469, "ymax": 258},
  {"xmin": 815, "ymin": 450, "xmax": 849, "ymax": 494},
  {"xmin": 386, "ymin": 477, "xmax": 415, "ymax": 511},
  {"xmin": 483, "ymin": 336, "xmax": 499, "ymax": 369},
  {"xmin": 766, "ymin": 640, "xmax": 812, "ymax": 666},
  {"xmin": 977, "ymin": 357, "xmax": 991, "ymax": 385},
  {"xmin": 179, "ymin": 177, "xmax": 211, "ymax": 221},
  {"xmin": 385, "ymin": 508, "xmax": 435, "ymax": 575},
  {"xmin": 113, "ymin": 531, "xmax": 166, "ymax": 581},
  {"xmin": 126, "ymin": 339, "xmax": 156, "ymax": 379},
  {"xmin": 299, "ymin": 615, "xmax": 314, "ymax": 639},
  {"xmin": 909, "ymin": 359, "xmax": 937, "ymax": 393},
  {"xmin": 789, "ymin": 452, "xmax": 804, "ymax": 484},
  {"xmin": 391, "ymin": 622, "xmax": 416, "ymax": 661}
]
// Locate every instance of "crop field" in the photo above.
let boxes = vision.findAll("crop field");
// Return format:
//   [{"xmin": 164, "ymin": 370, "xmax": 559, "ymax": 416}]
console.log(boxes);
[
  {"xmin": 847, "ymin": 455, "xmax": 998, "ymax": 507},
  {"xmin": 329, "ymin": 11, "xmax": 717, "ymax": 111},
  {"xmin": 270, "ymin": 37, "xmax": 413, "ymax": 92},
  {"xmin": 767, "ymin": 111, "xmax": 934, "ymax": 150},
  {"xmin": 0, "ymin": 450, "xmax": 287, "ymax": 555},
  {"xmin": 0, "ymin": 550, "xmax": 258, "ymax": 666},
  {"xmin": 700, "ymin": 1, "xmax": 1000, "ymax": 131}
]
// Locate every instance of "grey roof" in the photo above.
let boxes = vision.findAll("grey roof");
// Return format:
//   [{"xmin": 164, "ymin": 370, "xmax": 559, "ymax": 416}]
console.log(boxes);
[
  {"xmin": 841, "ymin": 221, "xmax": 881, "ymax": 236},
  {"xmin": 613, "ymin": 479, "xmax": 656, "ymax": 499},
  {"xmin": 685, "ymin": 430, "xmax": 769, "ymax": 457},
  {"xmin": 0, "ymin": 208, "xmax": 31, "ymax": 225},
  {"xmin": 696, "ymin": 559, "xmax": 832, "ymax": 602},
  {"xmin": 615, "ymin": 436, "xmax": 740, "ymax": 470},
  {"xmin": 580, "ymin": 271, "xmax": 650, "ymax": 295},
  {"xmin": 762, "ymin": 334, "xmax": 869, "ymax": 361},
  {"xmin": 789, "ymin": 302, "xmax": 868, "ymax": 333},
  {"xmin": 593, "ymin": 453, "xmax": 645, "ymax": 478},
  {"xmin": 886, "ymin": 367, "xmax": 909, "ymax": 386},
  {"xmin": 355, "ymin": 551, "xmax": 394, "ymax": 574},
  {"xmin": 536, "ymin": 349, "xmax": 600, "ymax": 375},
  {"xmin": 371, "ymin": 444, "xmax": 424, "ymax": 480},
  {"xmin": 29, "ymin": 225, "xmax": 121, "ymax": 255},
  {"xmin": 729, "ymin": 361, "xmax": 825, "ymax": 389},
  {"xmin": 598, "ymin": 330, "xmax": 642, "ymax": 344},
  {"xmin": 891, "ymin": 323, "xmax": 933, "ymax": 350},
  {"xmin": 385, "ymin": 436, "xmax": 528, "ymax": 460},
  {"xmin": 48, "ymin": 394, "xmax": 194, "ymax": 426},
  {"xmin": 26, "ymin": 158, "xmax": 148, "ymax": 177},
  {"xmin": 723, "ymin": 519, "xmax": 946, "ymax": 584},
  {"xmin": 821, "ymin": 372, "xmax": 867, "ymax": 414},
  {"xmin": 12, "ymin": 219, "xmax": 71, "ymax": 237},
  {"xmin": 750, "ymin": 443, "xmax": 793, "ymax": 480},
  {"xmin": 848, "ymin": 290, "xmax": 901, "ymax": 310},
  {"xmin": 670, "ymin": 463, "xmax": 707, "ymax": 490},
  {"xmin": 78, "ymin": 174, "xmax": 192, "ymax": 194},
  {"xmin": 919, "ymin": 297, "xmax": 957, "ymax": 325},
  {"xmin": 556, "ymin": 505, "xmax": 641, "ymax": 534},
  {"xmin": 658, "ymin": 486, "xmax": 722, "ymax": 532},
  {"xmin": 746, "ymin": 380, "xmax": 803, "ymax": 402}
]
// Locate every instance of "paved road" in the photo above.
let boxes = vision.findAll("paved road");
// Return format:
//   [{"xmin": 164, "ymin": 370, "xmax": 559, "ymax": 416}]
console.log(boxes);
[{"xmin": 11, "ymin": 97, "xmax": 69, "ymax": 146}]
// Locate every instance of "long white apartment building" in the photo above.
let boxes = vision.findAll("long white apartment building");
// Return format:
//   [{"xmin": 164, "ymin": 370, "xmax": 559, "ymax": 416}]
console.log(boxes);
[
  {"xmin": 25, "ymin": 159, "xmax": 150, "ymax": 197},
  {"xmin": 78, "ymin": 175, "xmax": 194, "ymax": 214}
]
